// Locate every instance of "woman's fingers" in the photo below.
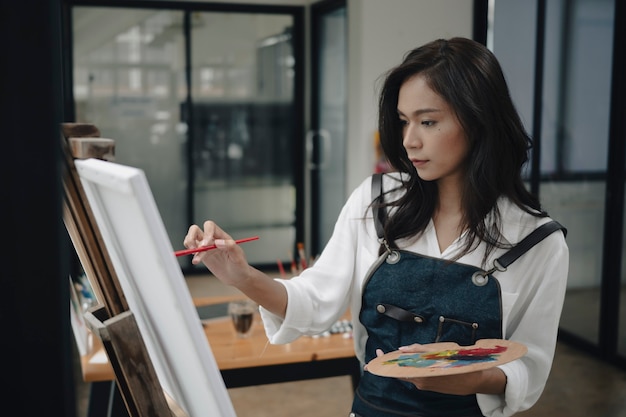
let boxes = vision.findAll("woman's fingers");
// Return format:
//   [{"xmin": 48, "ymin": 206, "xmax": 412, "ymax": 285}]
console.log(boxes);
[
  {"xmin": 364, "ymin": 348, "xmax": 386, "ymax": 372},
  {"xmin": 398, "ymin": 343, "xmax": 428, "ymax": 353},
  {"xmin": 183, "ymin": 224, "xmax": 202, "ymax": 249},
  {"xmin": 182, "ymin": 221, "xmax": 234, "ymax": 265}
]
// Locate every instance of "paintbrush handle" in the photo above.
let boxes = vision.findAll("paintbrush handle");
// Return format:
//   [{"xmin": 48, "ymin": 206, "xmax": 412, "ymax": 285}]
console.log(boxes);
[{"xmin": 174, "ymin": 236, "xmax": 259, "ymax": 257}]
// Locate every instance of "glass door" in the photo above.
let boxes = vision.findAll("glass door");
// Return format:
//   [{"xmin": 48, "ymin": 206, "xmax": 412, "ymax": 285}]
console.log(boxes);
[
  {"xmin": 488, "ymin": 0, "xmax": 622, "ymax": 363},
  {"xmin": 310, "ymin": 0, "xmax": 347, "ymax": 256},
  {"xmin": 491, "ymin": 0, "xmax": 609, "ymax": 346},
  {"xmin": 189, "ymin": 11, "xmax": 299, "ymax": 266},
  {"xmin": 71, "ymin": 6, "xmax": 188, "ymax": 259},
  {"xmin": 70, "ymin": 4, "xmax": 304, "ymax": 269},
  {"xmin": 537, "ymin": 0, "xmax": 614, "ymax": 348}
]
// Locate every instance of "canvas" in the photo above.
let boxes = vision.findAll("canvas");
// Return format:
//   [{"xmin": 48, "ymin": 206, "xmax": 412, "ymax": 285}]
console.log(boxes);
[{"xmin": 75, "ymin": 157, "xmax": 236, "ymax": 417}]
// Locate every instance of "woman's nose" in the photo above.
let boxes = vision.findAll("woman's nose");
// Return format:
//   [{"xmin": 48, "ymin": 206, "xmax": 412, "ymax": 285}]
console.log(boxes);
[{"xmin": 402, "ymin": 124, "xmax": 421, "ymax": 149}]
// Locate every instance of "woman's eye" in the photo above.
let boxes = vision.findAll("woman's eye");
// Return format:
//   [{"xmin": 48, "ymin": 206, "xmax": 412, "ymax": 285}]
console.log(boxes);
[{"xmin": 421, "ymin": 120, "xmax": 435, "ymax": 127}]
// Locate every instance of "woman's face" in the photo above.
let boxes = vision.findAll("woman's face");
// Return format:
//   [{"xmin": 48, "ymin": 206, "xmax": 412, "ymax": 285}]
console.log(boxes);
[{"xmin": 398, "ymin": 74, "xmax": 469, "ymax": 187}]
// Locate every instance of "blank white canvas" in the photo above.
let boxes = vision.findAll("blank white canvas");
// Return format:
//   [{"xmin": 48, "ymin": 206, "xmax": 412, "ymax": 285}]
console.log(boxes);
[{"xmin": 75, "ymin": 158, "xmax": 236, "ymax": 417}]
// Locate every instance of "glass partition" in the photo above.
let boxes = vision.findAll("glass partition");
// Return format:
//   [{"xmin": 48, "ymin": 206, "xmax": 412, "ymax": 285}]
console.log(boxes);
[
  {"xmin": 189, "ymin": 11, "xmax": 296, "ymax": 266},
  {"xmin": 490, "ymin": 0, "xmax": 615, "ymax": 346},
  {"xmin": 72, "ymin": 6, "xmax": 300, "ymax": 267},
  {"xmin": 73, "ymin": 7, "xmax": 188, "ymax": 257},
  {"xmin": 310, "ymin": 1, "xmax": 347, "ymax": 255},
  {"xmin": 539, "ymin": 0, "xmax": 614, "ymax": 346}
]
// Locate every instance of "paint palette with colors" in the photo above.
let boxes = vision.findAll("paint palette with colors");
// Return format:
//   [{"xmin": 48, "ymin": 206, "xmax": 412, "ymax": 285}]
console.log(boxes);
[{"xmin": 366, "ymin": 339, "xmax": 527, "ymax": 378}]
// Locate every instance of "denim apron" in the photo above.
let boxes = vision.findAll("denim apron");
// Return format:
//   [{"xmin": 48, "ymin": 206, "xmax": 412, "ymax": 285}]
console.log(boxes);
[
  {"xmin": 350, "ymin": 174, "xmax": 566, "ymax": 417},
  {"xmin": 350, "ymin": 249, "xmax": 502, "ymax": 417}
]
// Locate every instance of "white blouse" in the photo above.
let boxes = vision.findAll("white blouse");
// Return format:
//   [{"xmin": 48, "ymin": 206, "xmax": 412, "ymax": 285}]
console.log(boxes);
[{"xmin": 259, "ymin": 173, "xmax": 569, "ymax": 417}]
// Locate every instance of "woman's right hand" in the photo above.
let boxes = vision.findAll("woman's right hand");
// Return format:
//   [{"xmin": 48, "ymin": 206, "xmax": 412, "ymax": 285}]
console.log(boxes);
[
  {"xmin": 184, "ymin": 220, "xmax": 289, "ymax": 318},
  {"xmin": 183, "ymin": 220, "xmax": 251, "ymax": 286}
]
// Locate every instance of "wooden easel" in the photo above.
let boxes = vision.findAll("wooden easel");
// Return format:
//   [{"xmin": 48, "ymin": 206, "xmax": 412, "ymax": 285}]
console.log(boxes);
[
  {"xmin": 61, "ymin": 123, "xmax": 126, "ymax": 316},
  {"xmin": 61, "ymin": 123, "xmax": 185, "ymax": 417},
  {"xmin": 83, "ymin": 306, "xmax": 186, "ymax": 417}
]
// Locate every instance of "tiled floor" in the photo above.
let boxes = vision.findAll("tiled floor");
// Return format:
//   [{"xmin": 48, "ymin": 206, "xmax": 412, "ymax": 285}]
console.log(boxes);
[{"xmin": 73, "ymin": 275, "xmax": 626, "ymax": 416}]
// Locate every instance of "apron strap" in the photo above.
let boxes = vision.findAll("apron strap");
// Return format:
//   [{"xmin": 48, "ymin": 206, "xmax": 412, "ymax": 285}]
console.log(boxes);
[
  {"xmin": 495, "ymin": 220, "xmax": 567, "ymax": 269},
  {"xmin": 371, "ymin": 172, "xmax": 567, "ymax": 270},
  {"xmin": 371, "ymin": 173, "xmax": 386, "ymax": 240}
]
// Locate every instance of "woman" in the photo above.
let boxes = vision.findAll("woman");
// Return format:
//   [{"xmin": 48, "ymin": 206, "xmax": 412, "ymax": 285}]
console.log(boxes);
[{"xmin": 184, "ymin": 37, "xmax": 569, "ymax": 417}]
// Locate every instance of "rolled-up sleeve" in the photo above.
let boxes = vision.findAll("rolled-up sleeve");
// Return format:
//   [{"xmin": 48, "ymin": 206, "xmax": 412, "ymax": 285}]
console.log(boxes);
[{"xmin": 259, "ymin": 176, "xmax": 375, "ymax": 346}]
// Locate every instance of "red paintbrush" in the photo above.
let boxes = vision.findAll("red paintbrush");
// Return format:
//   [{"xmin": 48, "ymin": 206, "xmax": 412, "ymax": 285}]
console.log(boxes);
[{"xmin": 174, "ymin": 236, "xmax": 259, "ymax": 257}]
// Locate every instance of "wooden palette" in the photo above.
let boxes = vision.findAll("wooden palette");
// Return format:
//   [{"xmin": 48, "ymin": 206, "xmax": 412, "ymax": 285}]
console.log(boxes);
[{"xmin": 366, "ymin": 339, "xmax": 527, "ymax": 378}]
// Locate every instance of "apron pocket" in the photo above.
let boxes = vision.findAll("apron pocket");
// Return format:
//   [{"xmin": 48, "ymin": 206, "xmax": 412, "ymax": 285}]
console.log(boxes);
[{"xmin": 435, "ymin": 315, "xmax": 479, "ymax": 346}]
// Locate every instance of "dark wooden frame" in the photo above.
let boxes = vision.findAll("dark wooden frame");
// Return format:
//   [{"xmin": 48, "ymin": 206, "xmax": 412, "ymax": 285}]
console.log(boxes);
[{"xmin": 61, "ymin": 123, "xmax": 185, "ymax": 417}]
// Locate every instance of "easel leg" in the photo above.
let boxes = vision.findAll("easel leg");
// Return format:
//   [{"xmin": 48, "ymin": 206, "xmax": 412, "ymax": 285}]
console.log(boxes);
[
  {"xmin": 87, "ymin": 381, "xmax": 113, "ymax": 417},
  {"xmin": 107, "ymin": 382, "xmax": 130, "ymax": 417}
]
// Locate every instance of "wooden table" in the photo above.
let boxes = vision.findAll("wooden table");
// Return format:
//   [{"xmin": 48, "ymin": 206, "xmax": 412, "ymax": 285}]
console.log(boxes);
[{"xmin": 81, "ymin": 295, "xmax": 360, "ymax": 389}]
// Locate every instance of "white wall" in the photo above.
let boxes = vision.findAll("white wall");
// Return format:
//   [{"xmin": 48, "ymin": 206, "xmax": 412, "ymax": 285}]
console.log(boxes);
[{"xmin": 345, "ymin": 0, "xmax": 473, "ymax": 193}]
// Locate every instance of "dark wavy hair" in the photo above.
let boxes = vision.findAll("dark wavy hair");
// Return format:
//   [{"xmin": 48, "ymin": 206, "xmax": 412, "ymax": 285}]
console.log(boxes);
[{"xmin": 376, "ymin": 37, "xmax": 546, "ymax": 261}]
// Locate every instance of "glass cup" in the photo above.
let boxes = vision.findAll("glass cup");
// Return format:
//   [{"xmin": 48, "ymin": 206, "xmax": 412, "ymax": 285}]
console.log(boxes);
[{"xmin": 228, "ymin": 299, "xmax": 257, "ymax": 338}]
